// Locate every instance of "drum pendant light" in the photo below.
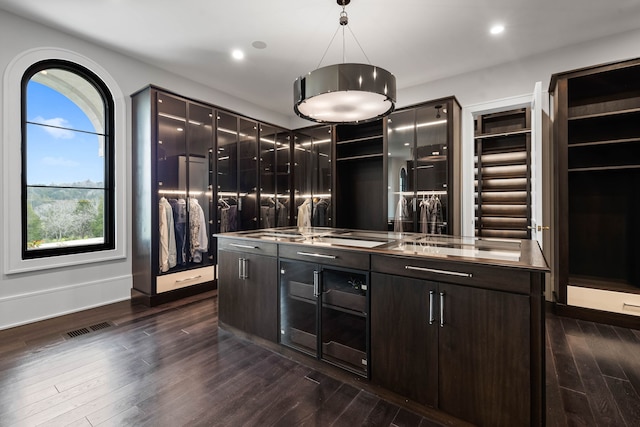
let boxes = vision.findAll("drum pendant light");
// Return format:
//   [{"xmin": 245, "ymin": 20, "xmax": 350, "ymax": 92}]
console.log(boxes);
[{"xmin": 293, "ymin": 0, "xmax": 396, "ymax": 124}]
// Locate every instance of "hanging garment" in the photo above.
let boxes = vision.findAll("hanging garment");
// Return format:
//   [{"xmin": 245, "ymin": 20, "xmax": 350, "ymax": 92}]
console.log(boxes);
[
  {"xmin": 312, "ymin": 199, "xmax": 329, "ymax": 227},
  {"xmin": 159, "ymin": 201, "xmax": 169, "ymax": 272},
  {"xmin": 429, "ymin": 196, "xmax": 443, "ymax": 234},
  {"xmin": 189, "ymin": 198, "xmax": 208, "ymax": 262},
  {"xmin": 159, "ymin": 197, "xmax": 177, "ymax": 269},
  {"xmin": 394, "ymin": 197, "xmax": 409, "ymax": 232},
  {"xmin": 297, "ymin": 199, "xmax": 312, "ymax": 228},
  {"xmin": 169, "ymin": 198, "xmax": 187, "ymax": 265},
  {"xmin": 420, "ymin": 198, "xmax": 429, "ymax": 234},
  {"xmin": 276, "ymin": 200, "xmax": 288, "ymax": 227}
]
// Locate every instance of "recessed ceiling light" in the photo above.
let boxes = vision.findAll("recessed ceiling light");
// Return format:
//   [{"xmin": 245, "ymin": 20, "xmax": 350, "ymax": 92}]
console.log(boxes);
[
  {"xmin": 231, "ymin": 49, "xmax": 244, "ymax": 60},
  {"xmin": 490, "ymin": 24, "xmax": 505, "ymax": 35}
]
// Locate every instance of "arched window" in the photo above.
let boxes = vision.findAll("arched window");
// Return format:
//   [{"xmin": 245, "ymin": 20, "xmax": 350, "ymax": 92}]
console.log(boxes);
[{"xmin": 21, "ymin": 60, "xmax": 115, "ymax": 258}]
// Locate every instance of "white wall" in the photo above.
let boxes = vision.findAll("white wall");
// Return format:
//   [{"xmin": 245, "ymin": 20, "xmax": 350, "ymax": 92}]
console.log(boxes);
[
  {"xmin": 2, "ymin": 7, "xmax": 640, "ymax": 330},
  {"xmin": 0, "ymin": 10, "xmax": 290, "ymax": 331}
]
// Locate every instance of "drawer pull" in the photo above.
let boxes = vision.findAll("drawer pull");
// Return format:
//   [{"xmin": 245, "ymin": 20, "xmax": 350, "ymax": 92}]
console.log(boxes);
[
  {"xmin": 623, "ymin": 302, "xmax": 640, "ymax": 310},
  {"xmin": 440, "ymin": 292, "xmax": 446, "ymax": 328},
  {"xmin": 230, "ymin": 243, "xmax": 259, "ymax": 249},
  {"xmin": 175, "ymin": 275, "xmax": 202, "ymax": 283},
  {"xmin": 296, "ymin": 251, "xmax": 337, "ymax": 260},
  {"xmin": 405, "ymin": 265, "xmax": 472, "ymax": 278}
]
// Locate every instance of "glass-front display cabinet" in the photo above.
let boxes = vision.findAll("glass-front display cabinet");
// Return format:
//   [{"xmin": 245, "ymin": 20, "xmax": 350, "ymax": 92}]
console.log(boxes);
[
  {"xmin": 259, "ymin": 124, "xmax": 291, "ymax": 228},
  {"xmin": 292, "ymin": 126, "xmax": 332, "ymax": 227},
  {"xmin": 279, "ymin": 259, "xmax": 369, "ymax": 377},
  {"xmin": 132, "ymin": 86, "xmax": 216, "ymax": 305},
  {"xmin": 387, "ymin": 98, "xmax": 459, "ymax": 234}
]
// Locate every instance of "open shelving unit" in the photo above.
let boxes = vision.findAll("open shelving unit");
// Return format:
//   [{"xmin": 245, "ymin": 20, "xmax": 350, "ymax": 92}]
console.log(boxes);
[
  {"xmin": 474, "ymin": 108, "xmax": 532, "ymax": 239},
  {"xmin": 551, "ymin": 58, "xmax": 640, "ymax": 323}
]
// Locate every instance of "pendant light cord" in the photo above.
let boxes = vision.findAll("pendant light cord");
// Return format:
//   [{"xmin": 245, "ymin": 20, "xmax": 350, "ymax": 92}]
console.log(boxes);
[{"xmin": 315, "ymin": 3, "xmax": 372, "ymax": 69}]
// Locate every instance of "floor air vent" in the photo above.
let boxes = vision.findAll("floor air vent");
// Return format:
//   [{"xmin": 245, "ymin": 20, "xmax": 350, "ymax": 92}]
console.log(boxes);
[
  {"xmin": 90, "ymin": 322, "xmax": 112, "ymax": 331},
  {"xmin": 67, "ymin": 327, "xmax": 91, "ymax": 338},
  {"xmin": 66, "ymin": 321, "xmax": 113, "ymax": 338}
]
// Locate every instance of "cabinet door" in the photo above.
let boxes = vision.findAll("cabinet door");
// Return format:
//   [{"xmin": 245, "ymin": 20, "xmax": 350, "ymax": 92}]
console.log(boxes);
[
  {"xmin": 370, "ymin": 272, "xmax": 438, "ymax": 406},
  {"xmin": 438, "ymin": 283, "xmax": 530, "ymax": 426},
  {"xmin": 279, "ymin": 260, "xmax": 318, "ymax": 356},
  {"xmin": 218, "ymin": 250, "xmax": 278, "ymax": 342},
  {"xmin": 217, "ymin": 249, "xmax": 243, "ymax": 331},
  {"xmin": 320, "ymin": 267, "xmax": 368, "ymax": 376}
]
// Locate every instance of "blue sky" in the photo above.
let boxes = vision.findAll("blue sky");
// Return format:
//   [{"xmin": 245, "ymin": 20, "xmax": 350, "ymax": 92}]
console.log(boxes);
[{"xmin": 26, "ymin": 81, "xmax": 104, "ymax": 186}]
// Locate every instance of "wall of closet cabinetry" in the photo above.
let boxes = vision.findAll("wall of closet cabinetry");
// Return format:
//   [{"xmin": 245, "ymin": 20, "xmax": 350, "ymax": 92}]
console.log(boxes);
[{"xmin": 131, "ymin": 86, "xmax": 292, "ymax": 306}]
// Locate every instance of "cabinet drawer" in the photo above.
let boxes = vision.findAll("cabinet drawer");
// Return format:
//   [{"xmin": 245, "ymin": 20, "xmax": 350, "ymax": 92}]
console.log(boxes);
[
  {"xmin": 157, "ymin": 266, "xmax": 215, "ymax": 293},
  {"xmin": 568, "ymin": 285, "xmax": 640, "ymax": 317},
  {"xmin": 279, "ymin": 244, "xmax": 370, "ymax": 270},
  {"xmin": 217, "ymin": 238, "xmax": 277, "ymax": 256},
  {"xmin": 371, "ymin": 254, "xmax": 530, "ymax": 294}
]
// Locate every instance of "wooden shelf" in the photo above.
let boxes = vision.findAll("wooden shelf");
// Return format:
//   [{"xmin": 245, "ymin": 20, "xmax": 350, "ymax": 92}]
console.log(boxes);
[
  {"xmin": 568, "ymin": 137, "xmax": 640, "ymax": 148},
  {"xmin": 568, "ymin": 164, "xmax": 640, "ymax": 173},
  {"xmin": 568, "ymin": 96, "xmax": 640, "ymax": 120},
  {"xmin": 336, "ymin": 135, "xmax": 383, "ymax": 145},
  {"xmin": 474, "ymin": 129, "xmax": 531, "ymax": 139},
  {"xmin": 336, "ymin": 153, "xmax": 383, "ymax": 162}
]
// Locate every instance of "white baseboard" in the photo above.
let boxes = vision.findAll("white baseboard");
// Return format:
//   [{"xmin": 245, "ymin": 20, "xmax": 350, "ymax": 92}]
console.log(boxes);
[{"xmin": 0, "ymin": 275, "xmax": 132, "ymax": 331}]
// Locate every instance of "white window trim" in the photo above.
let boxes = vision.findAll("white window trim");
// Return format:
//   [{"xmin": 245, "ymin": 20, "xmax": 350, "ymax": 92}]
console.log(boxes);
[{"xmin": 2, "ymin": 47, "xmax": 127, "ymax": 274}]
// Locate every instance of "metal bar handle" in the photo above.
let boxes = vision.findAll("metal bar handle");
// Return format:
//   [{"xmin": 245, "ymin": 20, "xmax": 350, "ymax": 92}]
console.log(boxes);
[
  {"xmin": 440, "ymin": 292, "xmax": 445, "ymax": 328},
  {"xmin": 623, "ymin": 302, "xmax": 640, "ymax": 309},
  {"xmin": 405, "ymin": 265, "xmax": 472, "ymax": 278},
  {"xmin": 238, "ymin": 258, "xmax": 248, "ymax": 279},
  {"xmin": 313, "ymin": 270, "xmax": 320, "ymax": 297},
  {"xmin": 297, "ymin": 251, "xmax": 337, "ymax": 260},
  {"xmin": 230, "ymin": 243, "xmax": 259, "ymax": 249},
  {"xmin": 429, "ymin": 290, "xmax": 435, "ymax": 325},
  {"xmin": 175, "ymin": 275, "xmax": 202, "ymax": 283}
]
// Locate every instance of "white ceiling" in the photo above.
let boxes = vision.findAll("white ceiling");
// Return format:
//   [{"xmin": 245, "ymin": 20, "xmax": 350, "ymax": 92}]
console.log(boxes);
[{"xmin": 1, "ymin": 0, "xmax": 639, "ymax": 121}]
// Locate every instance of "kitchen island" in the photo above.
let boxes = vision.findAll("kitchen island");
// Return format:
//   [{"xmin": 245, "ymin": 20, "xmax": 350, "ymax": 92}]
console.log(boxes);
[{"xmin": 217, "ymin": 227, "xmax": 549, "ymax": 427}]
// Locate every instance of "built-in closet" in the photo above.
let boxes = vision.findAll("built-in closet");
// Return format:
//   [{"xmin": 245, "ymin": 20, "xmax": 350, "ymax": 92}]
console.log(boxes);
[
  {"xmin": 386, "ymin": 98, "xmax": 460, "ymax": 234},
  {"xmin": 292, "ymin": 126, "xmax": 333, "ymax": 228},
  {"xmin": 551, "ymin": 58, "xmax": 640, "ymax": 324},
  {"xmin": 474, "ymin": 108, "xmax": 532, "ymax": 239},
  {"xmin": 131, "ymin": 87, "xmax": 217, "ymax": 305},
  {"xmin": 132, "ymin": 86, "xmax": 292, "ymax": 305}
]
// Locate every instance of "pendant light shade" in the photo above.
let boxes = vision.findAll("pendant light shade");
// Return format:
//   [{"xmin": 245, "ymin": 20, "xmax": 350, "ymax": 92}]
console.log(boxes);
[
  {"xmin": 293, "ymin": 0, "xmax": 396, "ymax": 124},
  {"xmin": 294, "ymin": 63, "xmax": 396, "ymax": 124}
]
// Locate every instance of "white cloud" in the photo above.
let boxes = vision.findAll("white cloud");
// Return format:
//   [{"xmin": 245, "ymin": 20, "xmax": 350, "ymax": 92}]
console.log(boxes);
[
  {"xmin": 41, "ymin": 156, "xmax": 79, "ymax": 167},
  {"xmin": 32, "ymin": 116, "xmax": 74, "ymax": 139}
]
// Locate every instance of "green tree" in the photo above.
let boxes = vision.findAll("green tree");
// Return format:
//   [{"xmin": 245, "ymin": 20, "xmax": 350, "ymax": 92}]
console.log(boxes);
[
  {"xmin": 74, "ymin": 199, "xmax": 96, "ymax": 238},
  {"xmin": 26, "ymin": 202, "xmax": 43, "ymax": 244},
  {"xmin": 91, "ymin": 197, "xmax": 104, "ymax": 238}
]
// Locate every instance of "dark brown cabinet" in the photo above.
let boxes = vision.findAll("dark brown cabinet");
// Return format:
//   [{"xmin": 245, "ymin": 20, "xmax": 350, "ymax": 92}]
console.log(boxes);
[
  {"xmin": 550, "ymin": 58, "xmax": 640, "ymax": 323},
  {"xmin": 371, "ymin": 257, "xmax": 538, "ymax": 427},
  {"xmin": 131, "ymin": 86, "xmax": 217, "ymax": 306},
  {"xmin": 217, "ymin": 239, "xmax": 278, "ymax": 342}
]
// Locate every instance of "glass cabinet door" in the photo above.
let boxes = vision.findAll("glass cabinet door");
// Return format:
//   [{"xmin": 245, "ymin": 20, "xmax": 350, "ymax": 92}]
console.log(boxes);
[
  {"xmin": 416, "ymin": 103, "xmax": 449, "ymax": 234},
  {"xmin": 259, "ymin": 125, "xmax": 290, "ymax": 228},
  {"xmin": 187, "ymin": 103, "xmax": 214, "ymax": 266},
  {"xmin": 216, "ymin": 112, "xmax": 238, "ymax": 233},
  {"xmin": 293, "ymin": 130, "xmax": 313, "ymax": 226},
  {"xmin": 279, "ymin": 260, "xmax": 318, "ymax": 356},
  {"xmin": 238, "ymin": 118, "xmax": 258, "ymax": 230},
  {"xmin": 320, "ymin": 268, "xmax": 368, "ymax": 375},
  {"xmin": 387, "ymin": 110, "xmax": 416, "ymax": 232},
  {"xmin": 157, "ymin": 93, "xmax": 187, "ymax": 273},
  {"xmin": 312, "ymin": 126, "xmax": 332, "ymax": 227}
]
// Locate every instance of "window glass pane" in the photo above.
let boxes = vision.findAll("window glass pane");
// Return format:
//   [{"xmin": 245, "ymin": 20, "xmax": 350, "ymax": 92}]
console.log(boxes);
[{"xmin": 24, "ymin": 64, "xmax": 111, "ymax": 255}]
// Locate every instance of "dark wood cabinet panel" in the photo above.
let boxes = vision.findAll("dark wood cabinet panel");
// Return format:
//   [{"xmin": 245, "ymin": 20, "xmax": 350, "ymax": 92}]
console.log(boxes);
[
  {"xmin": 218, "ymin": 249, "xmax": 278, "ymax": 342},
  {"xmin": 438, "ymin": 283, "xmax": 531, "ymax": 426},
  {"xmin": 370, "ymin": 272, "xmax": 437, "ymax": 406}
]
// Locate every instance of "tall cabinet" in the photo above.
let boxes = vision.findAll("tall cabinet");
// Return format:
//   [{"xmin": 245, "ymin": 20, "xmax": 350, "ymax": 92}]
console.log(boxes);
[
  {"xmin": 132, "ymin": 86, "xmax": 217, "ymax": 306},
  {"xmin": 551, "ymin": 58, "xmax": 640, "ymax": 323},
  {"xmin": 386, "ymin": 97, "xmax": 461, "ymax": 234},
  {"xmin": 292, "ymin": 126, "xmax": 332, "ymax": 227},
  {"xmin": 474, "ymin": 108, "xmax": 532, "ymax": 239}
]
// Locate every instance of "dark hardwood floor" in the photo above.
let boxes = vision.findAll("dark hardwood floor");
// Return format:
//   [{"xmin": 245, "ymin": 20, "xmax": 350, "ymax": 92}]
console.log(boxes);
[{"xmin": 0, "ymin": 290, "xmax": 638, "ymax": 426}]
